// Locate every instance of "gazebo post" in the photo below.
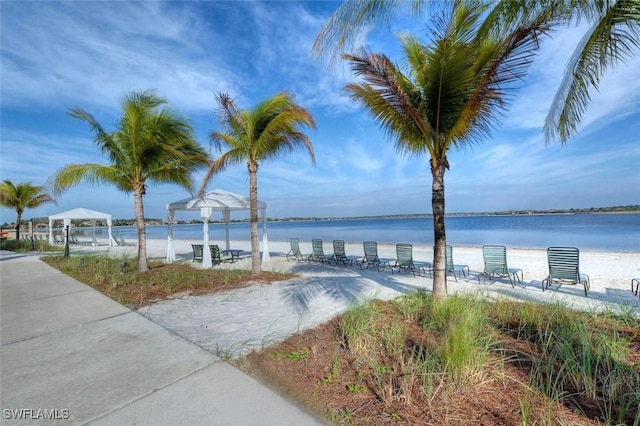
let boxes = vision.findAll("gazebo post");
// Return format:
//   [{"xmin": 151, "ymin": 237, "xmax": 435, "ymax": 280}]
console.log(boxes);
[
  {"xmin": 223, "ymin": 209, "xmax": 231, "ymax": 251},
  {"xmin": 166, "ymin": 209, "xmax": 175, "ymax": 263},
  {"xmin": 201, "ymin": 207, "xmax": 213, "ymax": 268}
]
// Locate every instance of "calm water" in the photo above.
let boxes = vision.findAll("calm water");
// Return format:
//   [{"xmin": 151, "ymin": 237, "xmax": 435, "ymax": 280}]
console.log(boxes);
[{"xmin": 80, "ymin": 213, "xmax": 640, "ymax": 252}]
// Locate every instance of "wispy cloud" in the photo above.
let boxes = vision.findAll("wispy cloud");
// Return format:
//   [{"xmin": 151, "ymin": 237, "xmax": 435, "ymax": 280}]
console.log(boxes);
[
  {"xmin": 1, "ymin": 2, "xmax": 638, "ymax": 220},
  {"xmin": 1, "ymin": 2, "xmax": 238, "ymax": 112}
]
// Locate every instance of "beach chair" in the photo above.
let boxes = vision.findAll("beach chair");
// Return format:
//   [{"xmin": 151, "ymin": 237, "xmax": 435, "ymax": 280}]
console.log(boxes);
[
  {"xmin": 286, "ymin": 238, "xmax": 304, "ymax": 261},
  {"xmin": 71, "ymin": 235, "xmax": 91, "ymax": 246},
  {"xmin": 191, "ymin": 244, "xmax": 203, "ymax": 263},
  {"xmin": 357, "ymin": 241, "xmax": 392, "ymax": 271},
  {"xmin": 633, "ymin": 278, "xmax": 640, "ymax": 296},
  {"xmin": 479, "ymin": 245, "xmax": 523, "ymax": 287},
  {"xmin": 542, "ymin": 247, "xmax": 590, "ymax": 296},
  {"xmin": 391, "ymin": 243, "xmax": 431, "ymax": 277},
  {"xmin": 446, "ymin": 245, "xmax": 469, "ymax": 281},
  {"xmin": 306, "ymin": 239, "xmax": 327, "ymax": 263},
  {"xmin": 210, "ymin": 244, "xmax": 233, "ymax": 265},
  {"xmin": 328, "ymin": 240, "xmax": 358, "ymax": 266},
  {"xmin": 116, "ymin": 236, "xmax": 135, "ymax": 246}
]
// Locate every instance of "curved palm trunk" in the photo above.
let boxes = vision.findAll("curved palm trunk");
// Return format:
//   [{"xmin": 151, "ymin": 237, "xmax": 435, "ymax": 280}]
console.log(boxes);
[
  {"xmin": 248, "ymin": 162, "xmax": 261, "ymax": 274},
  {"xmin": 431, "ymin": 161, "xmax": 448, "ymax": 300},
  {"xmin": 15, "ymin": 211, "xmax": 23, "ymax": 241},
  {"xmin": 134, "ymin": 188, "xmax": 149, "ymax": 273}
]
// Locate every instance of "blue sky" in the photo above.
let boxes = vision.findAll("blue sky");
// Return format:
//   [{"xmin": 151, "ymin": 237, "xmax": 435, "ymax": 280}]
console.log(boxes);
[{"xmin": 1, "ymin": 1, "xmax": 639, "ymax": 222}]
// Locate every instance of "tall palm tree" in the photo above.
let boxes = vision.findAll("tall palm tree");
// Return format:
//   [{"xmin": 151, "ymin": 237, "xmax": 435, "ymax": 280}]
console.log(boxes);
[
  {"xmin": 0, "ymin": 180, "xmax": 56, "ymax": 241},
  {"xmin": 53, "ymin": 90, "xmax": 210, "ymax": 272},
  {"xmin": 342, "ymin": 0, "xmax": 551, "ymax": 298},
  {"xmin": 314, "ymin": 0, "xmax": 640, "ymax": 144},
  {"xmin": 200, "ymin": 92, "xmax": 316, "ymax": 275}
]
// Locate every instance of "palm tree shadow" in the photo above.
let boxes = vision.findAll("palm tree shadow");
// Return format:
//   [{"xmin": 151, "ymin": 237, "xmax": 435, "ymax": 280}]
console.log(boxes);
[
  {"xmin": 280, "ymin": 262, "xmax": 430, "ymax": 314},
  {"xmin": 280, "ymin": 276, "xmax": 368, "ymax": 315}
]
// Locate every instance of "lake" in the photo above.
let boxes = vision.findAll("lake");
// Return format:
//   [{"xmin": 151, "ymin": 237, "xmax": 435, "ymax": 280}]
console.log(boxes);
[{"xmin": 77, "ymin": 213, "xmax": 640, "ymax": 252}]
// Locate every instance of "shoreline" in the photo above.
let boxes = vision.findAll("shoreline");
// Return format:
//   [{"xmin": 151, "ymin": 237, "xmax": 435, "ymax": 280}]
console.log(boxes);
[
  {"xmin": 73, "ymin": 238, "xmax": 640, "ymax": 299},
  {"xmin": 56, "ymin": 238, "xmax": 640, "ymax": 357}
]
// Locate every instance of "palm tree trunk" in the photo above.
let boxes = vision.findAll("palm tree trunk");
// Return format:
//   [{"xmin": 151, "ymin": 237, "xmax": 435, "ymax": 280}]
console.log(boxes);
[
  {"xmin": 134, "ymin": 188, "xmax": 149, "ymax": 273},
  {"xmin": 431, "ymin": 161, "xmax": 447, "ymax": 300},
  {"xmin": 15, "ymin": 211, "xmax": 22, "ymax": 241},
  {"xmin": 248, "ymin": 162, "xmax": 261, "ymax": 274}
]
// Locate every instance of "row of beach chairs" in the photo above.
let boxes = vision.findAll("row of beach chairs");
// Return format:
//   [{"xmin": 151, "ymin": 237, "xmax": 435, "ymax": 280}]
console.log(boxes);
[
  {"xmin": 287, "ymin": 238, "xmax": 430, "ymax": 277},
  {"xmin": 286, "ymin": 239, "xmax": 595, "ymax": 297}
]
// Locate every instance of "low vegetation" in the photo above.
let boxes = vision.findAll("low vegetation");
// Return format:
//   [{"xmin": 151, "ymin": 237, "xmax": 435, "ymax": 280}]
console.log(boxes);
[
  {"xmin": 36, "ymin": 253, "xmax": 639, "ymax": 424},
  {"xmin": 40, "ymin": 255, "xmax": 294, "ymax": 309},
  {"xmin": 0, "ymin": 239, "xmax": 62, "ymax": 253},
  {"xmin": 241, "ymin": 292, "xmax": 640, "ymax": 425}
]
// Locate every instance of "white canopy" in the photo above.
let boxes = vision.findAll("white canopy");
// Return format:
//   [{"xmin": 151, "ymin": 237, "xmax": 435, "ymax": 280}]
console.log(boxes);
[
  {"xmin": 166, "ymin": 189, "xmax": 269, "ymax": 268},
  {"xmin": 48, "ymin": 207, "xmax": 116, "ymax": 247}
]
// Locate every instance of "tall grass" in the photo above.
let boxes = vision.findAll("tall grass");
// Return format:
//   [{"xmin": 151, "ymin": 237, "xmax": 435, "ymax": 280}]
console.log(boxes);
[
  {"xmin": 492, "ymin": 300, "xmax": 640, "ymax": 425},
  {"xmin": 338, "ymin": 294, "xmax": 639, "ymax": 423},
  {"xmin": 340, "ymin": 293, "xmax": 496, "ymax": 407},
  {"xmin": 423, "ymin": 295, "xmax": 494, "ymax": 381}
]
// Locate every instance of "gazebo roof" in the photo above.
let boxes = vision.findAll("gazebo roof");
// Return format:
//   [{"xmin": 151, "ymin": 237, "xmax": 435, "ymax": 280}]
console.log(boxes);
[
  {"xmin": 167, "ymin": 189, "xmax": 265, "ymax": 212},
  {"xmin": 48, "ymin": 207, "xmax": 112, "ymax": 221}
]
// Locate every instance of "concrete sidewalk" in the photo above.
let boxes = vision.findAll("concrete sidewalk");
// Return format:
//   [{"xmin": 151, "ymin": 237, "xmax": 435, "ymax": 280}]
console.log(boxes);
[{"xmin": 0, "ymin": 251, "xmax": 325, "ymax": 425}]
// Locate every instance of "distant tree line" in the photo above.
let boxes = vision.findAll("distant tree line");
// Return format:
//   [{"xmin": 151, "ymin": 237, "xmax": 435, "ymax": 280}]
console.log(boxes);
[{"xmin": 3, "ymin": 205, "xmax": 638, "ymax": 229}]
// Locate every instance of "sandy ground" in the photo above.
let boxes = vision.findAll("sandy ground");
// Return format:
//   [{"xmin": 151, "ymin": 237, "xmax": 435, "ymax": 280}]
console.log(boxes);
[{"xmin": 70, "ymin": 238, "xmax": 640, "ymax": 357}]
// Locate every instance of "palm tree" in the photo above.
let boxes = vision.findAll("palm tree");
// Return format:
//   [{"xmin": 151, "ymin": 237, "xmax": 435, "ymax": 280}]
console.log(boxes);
[
  {"xmin": 199, "ymin": 92, "xmax": 316, "ymax": 275},
  {"xmin": 0, "ymin": 180, "xmax": 56, "ymax": 241},
  {"xmin": 314, "ymin": 0, "xmax": 640, "ymax": 144},
  {"xmin": 341, "ymin": 0, "xmax": 551, "ymax": 298},
  {"xmin": 53, "ymin": 90, "xmax": 210, "ymax": 272}
]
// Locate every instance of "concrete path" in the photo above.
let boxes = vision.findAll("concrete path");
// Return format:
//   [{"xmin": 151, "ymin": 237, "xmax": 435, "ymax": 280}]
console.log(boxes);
[{"xmin": 0, "ymin": 251, "xmax": 326, "ymax": 425}]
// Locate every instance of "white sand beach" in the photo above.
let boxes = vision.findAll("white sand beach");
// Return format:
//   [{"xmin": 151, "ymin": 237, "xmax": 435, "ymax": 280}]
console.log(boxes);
[{"xmin": 70, "ymin": 238, "xmax": 640, "ymax": 357}]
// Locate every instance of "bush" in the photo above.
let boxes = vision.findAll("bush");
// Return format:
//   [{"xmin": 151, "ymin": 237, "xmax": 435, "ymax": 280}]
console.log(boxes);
[{"xmin": 0, "ymin": 239, "xmax": 61, "ymax": 253}]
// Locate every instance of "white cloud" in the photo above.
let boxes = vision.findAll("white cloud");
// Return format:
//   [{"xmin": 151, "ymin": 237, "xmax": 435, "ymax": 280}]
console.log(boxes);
[
  {"xmin": 1, "ymin": 2, "xmax": 238, "ymax": 112},
  {"xmin": 1, "ymin": 1, "xmax": 638, "ymax": 220}
]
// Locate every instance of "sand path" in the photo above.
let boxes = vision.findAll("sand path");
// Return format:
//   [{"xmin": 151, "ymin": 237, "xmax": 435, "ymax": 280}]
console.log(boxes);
[{"xmin": 73, "ymin": 239, "xmax": 640, "ymax": 357}]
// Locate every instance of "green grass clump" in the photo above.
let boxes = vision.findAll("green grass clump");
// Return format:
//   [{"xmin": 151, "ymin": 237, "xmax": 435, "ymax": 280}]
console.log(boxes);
[{"xmin": 423, "ymin": 295, "xmax": 494, "ymax": 381}]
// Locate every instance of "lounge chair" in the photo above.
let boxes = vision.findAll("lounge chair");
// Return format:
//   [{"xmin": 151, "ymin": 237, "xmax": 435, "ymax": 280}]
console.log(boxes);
[
  {"xmin": 479, "ymin": 245, "xmax": 523, "ymax": 287},
  {"xmin": 71, "ymin": 235, "xmax": 91, "ymax": 246},
  {"xmin": 191, "ymin": 244, "xmax": 203, "ymax": 263},
  {"xmin": 542, "ymin": 247, "xmax": 589, "ymax": 296},
  {"xmin": 54, "ymin": 235, "xmax": 65, "ymax": 245},
  {"xmin": 210, "ymin": 244, "xmax": 233, "ymax": 265},
  {"xmin": 116, "ymin": 236, "xmax": 135, "ymax": 246},
  {"xmin": 357, "ymin": 241, "xmax": 392, "ymax": 271},
  {"xmin": 286, "ymin": 238, "xmax": 304, "ymax": 261},
  {"xmin": 328, "ymin": 240, "xmax": 358, "ymax": 266},
  {"xmin": 391, "ymin": 243, "xmax": 431, "ymax": 277},
  {"xmin": 446, "ymin": 245, "xmax": 469, "ymax": 281},
  {"xmin": 306, "ymin": 239, "xmax": 327, "ymax": 263},
  {"xmin": 633, "ymin": 278, "xmax": 640, "ymax": 297}
]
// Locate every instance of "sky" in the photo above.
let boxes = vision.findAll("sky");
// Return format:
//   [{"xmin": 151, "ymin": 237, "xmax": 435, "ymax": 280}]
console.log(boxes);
[{"xmin": 1, "ymin": 1, "xmax": 639, "ymax": 223}]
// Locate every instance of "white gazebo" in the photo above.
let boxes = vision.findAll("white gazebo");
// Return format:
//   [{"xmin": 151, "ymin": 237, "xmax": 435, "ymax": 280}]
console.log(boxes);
[
  {"xmin": 48, "ymin": 207, "xmax": 116, "ymax": 247},
  {"xmin": 166, "ymin": 189, "xmax": 269, "ymax": 268}
]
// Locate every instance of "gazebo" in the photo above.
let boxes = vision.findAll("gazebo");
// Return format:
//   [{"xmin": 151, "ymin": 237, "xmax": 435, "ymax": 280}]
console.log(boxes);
[
  {"xmin": 48, "ymin": 207, "xmax": 116, "ymax": 247},
  {"xmin": 166, "ymin": 189, "xmax": 269, "ymax": 268}
]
